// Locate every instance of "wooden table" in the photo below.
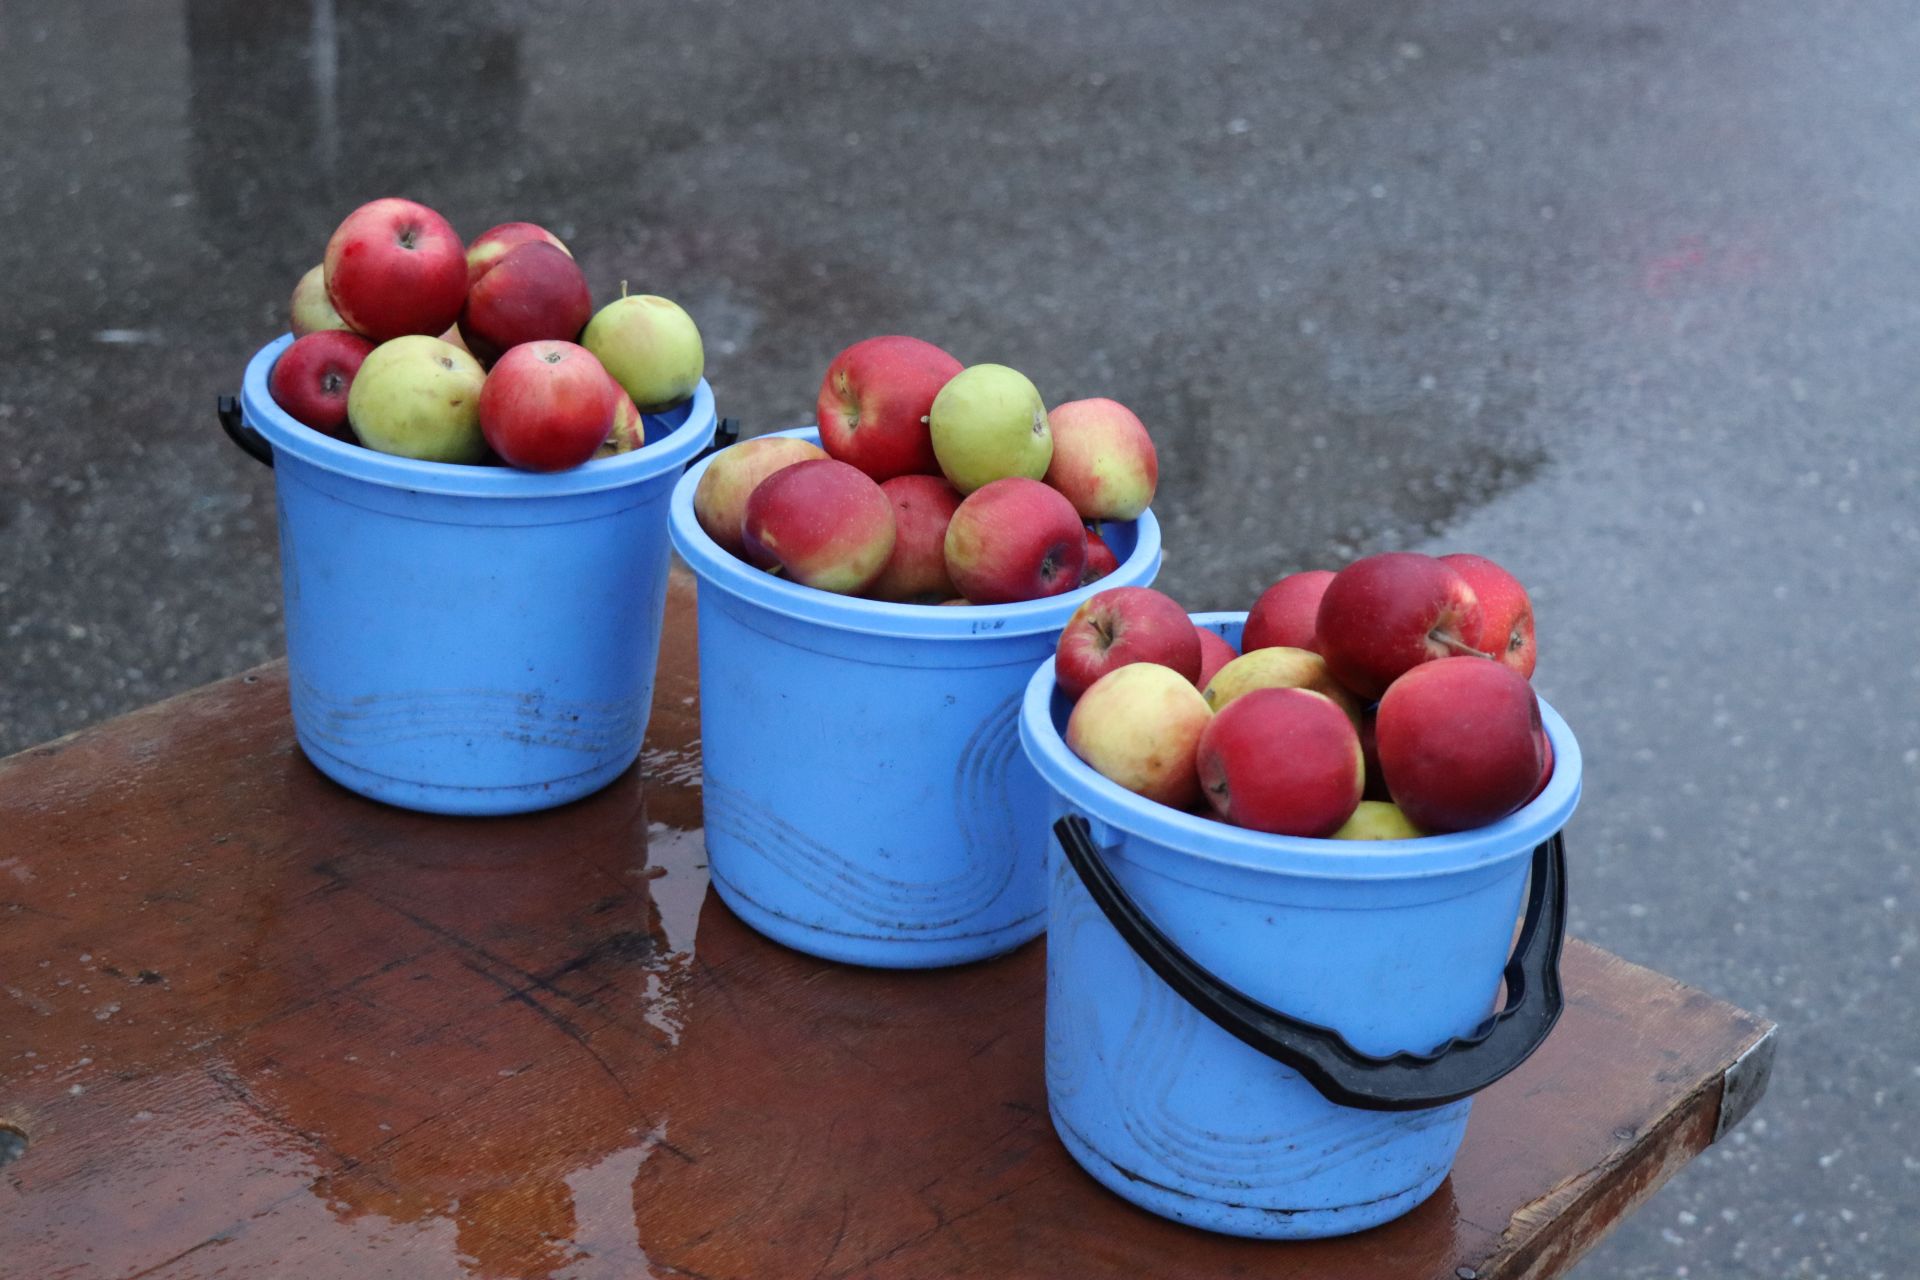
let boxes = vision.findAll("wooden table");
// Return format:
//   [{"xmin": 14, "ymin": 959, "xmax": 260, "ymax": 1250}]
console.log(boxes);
[{"xmin": 0, "ymin": 570, "xmax": 1774, "ymax": 1280}]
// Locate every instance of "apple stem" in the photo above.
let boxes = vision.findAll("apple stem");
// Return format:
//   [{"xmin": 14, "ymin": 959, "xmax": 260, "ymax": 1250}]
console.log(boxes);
[
  {"xmin": 620, "ymin": 280, "xmax": 629, "ymax": 299},
  {"xmin": 1435, "ymin": 631, "xmax": 1494, "ymax": 660}
]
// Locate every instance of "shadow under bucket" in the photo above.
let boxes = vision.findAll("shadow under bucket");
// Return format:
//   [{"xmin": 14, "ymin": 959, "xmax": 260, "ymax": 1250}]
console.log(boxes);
[
  {"xmin": 234, "ymin": 335, "xmax": 719, "ymax": 816},
  {"xmin": 668, "ymin": 428, "xmax": 1164, "ymax": 968},
  {"xmin": 1018, "ymin": 612, "xmax": 1583, "ymax": 1239}
]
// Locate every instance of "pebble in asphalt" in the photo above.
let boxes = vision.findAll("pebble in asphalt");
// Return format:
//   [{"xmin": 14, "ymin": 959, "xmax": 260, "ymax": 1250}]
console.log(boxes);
[{"xmin": 1, "ymin": 2, "xmax": 1916, "ymax": 1276}]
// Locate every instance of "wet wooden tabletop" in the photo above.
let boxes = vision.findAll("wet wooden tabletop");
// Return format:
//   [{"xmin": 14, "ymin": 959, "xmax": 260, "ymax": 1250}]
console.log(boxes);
[{"xmin": 0, "ymin": 569, "xmax": 1774, "ymax": 1280}]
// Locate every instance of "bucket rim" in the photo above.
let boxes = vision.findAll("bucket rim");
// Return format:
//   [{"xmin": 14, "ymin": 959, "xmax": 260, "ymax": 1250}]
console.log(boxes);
[
  {"xmin": 666, "ymin": 426, "xmax": 1165, "ymax": 640},
  {"xmin": 1018, "ymin": 612, "xmax": 1583, "ymax": 882},
  {"xmin": 241, "ymin": 333, "xmax": 719, "ymax": 497}
]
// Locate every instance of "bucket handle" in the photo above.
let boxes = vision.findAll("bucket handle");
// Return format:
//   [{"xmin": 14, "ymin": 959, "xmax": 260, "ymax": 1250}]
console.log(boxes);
[
  {"xmin": 1052, "ymin": 814, "xmax": 1566, "ymax": 1113},
  {"xmin": 688, "ymin": 417, "xmax": 741, "ymax": 467},
  {"xmin": 217, "ymin": 395, "xmax": 274, "ymax": 468}
]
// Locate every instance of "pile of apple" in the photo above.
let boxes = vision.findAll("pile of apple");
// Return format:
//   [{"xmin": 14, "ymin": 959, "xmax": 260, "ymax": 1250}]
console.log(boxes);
[
  {"xmin": 1056, "ymin": 551, "xmax": 1549, "ymax": 839},
  {"xmin": 267, "ymin": 197, "xmax": 705, "ymax": 472},
  {"xmin": 691, "ymin": 336, "xmax": 1158, "ymax": 605}
]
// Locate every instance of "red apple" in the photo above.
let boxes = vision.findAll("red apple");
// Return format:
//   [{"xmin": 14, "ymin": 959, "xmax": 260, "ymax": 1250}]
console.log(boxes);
[
  {"xmin": 1242, "ymin": 569, "xmax": 1334, "ymax": 653},
  {"xmin": 1081, "ymin": 525, "xmax": 1120, "ymax": 584},
  {"xmin": 322, "ymin": 198, "xmax": 468, "ymax": 342},
  {"xmin": 268, "ymin": 331, "xmax": 376, "ymax": 439},
  {"xmin": 816, "ymin": 335, "xmax": 963, "ymax": 482},
  {"xmin": 743, "ymin": 459, "xmax": 896, "ymax": 594},
  {"xmin": 1525, "ymin": 726, "xmax": 1555, "ymax": 806},
  {"xmin": 1054, "ymin": 587, "xmax": 1202, "ymax": 701},
  {"xmin": 943, "ymin": 477, "xmax": 1087, "ymax": 605},
  {"xmin": 1196, "ymin": 687, "xmax": 1364, "ymax": 836},
  {"xmin": 478, "ymin": 340, "xmax": 617, "ymax": 472},
  {"xmin": 1439, "ymin": 552, "xmax": 1537, "ymax": 680},
  {"xmin": 692, "ymin": 436, "xmax": 830, "ymax": 562},
  {"xmin": 1376, "ymin": 657, "xmax": 1545, "ymax": 833},
  {"xmin": 466, "ymin": 221, "xmax": 571, "ymax": 289},
  {"xmin": 290, "ymin": 265, "xmax": 349, "ymax": 337},
  {"xmin": 1194, "ymin": 626, "xmax": 1238, "ymax": 689},
  {"xmin": 1315, "ymin": 552, "xmax": 1484, "ymax": 701},
  {"xmin": 1044, "ymin": 397, "xmax": 1159, "ymax": 521},
  {"xmin": 866, "ymin": 475, "xmax": 964, "ymax": 603},
  {"xmin": 457, "ymin": 241, "xmax": 593, "ymax": 365},
  {"xmin": 1065, "ymin": 663, "xmax": 1212, "ymax": 809}
]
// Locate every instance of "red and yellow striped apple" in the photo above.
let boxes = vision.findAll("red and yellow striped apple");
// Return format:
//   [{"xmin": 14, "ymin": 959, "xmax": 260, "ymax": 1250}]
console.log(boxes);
[
  {"xmin": 692, "ymin": 436, "xmax": 830, "ymax": 561},
  {"xmin": 1044, "ymin": 397, "xmax": 1158, "ymax": 521},
  {"xmin": 466, "ymin": 221, "xmax": 570, "ymax": 289},
  {"xmin": 742, "ymin": 459, "xmax": 896, "ymax": 595},
  {"xmin": 1066, "ymin": 663, "xmax": 1212, "ymax": 809},
  {"xmin": 943, "ymin": 477, "xmax": 1085, "ymax": 605}
]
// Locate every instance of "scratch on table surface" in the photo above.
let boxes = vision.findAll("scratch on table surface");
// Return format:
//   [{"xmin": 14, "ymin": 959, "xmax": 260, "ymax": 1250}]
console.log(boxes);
[
  {"xmin": 1482, "ymin": 1083, "xmax": 1718, "ymax": 1279},
  {"xmin": 456, "ymin": 957, "xmax": 635, "ymax": 1103}
]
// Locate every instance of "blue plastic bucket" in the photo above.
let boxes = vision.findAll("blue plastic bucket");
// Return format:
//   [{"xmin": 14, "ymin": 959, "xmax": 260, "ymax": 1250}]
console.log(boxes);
[
  {"xmin": 231, "ymin": 334, "xmax": 718, "ymax": 816},
  {"xmin": 667, "ymin": 429, "xmax": 1164, "ymax": 968},
  {"xmin": 1018, "ymin": 612, "xmax": 1582, "ymax": 1239}
]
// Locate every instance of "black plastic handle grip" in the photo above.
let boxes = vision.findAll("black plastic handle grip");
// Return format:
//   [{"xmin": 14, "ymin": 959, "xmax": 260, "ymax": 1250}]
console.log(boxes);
[
  {"xmin": 688, "ymin": 417, "xmax": 741, "ymax": 468},
  {"xmin": 217, "ymin": 395, "xmax": 274, "ymax": 468},
  {"xmin": 1053, "ymin": 814, "xmax": 1567, "ymax": 1112}
]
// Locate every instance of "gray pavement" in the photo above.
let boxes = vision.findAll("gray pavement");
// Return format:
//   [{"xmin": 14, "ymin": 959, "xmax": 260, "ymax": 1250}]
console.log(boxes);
[{"xmin": 2, "ymin": 1, "xmax": 1916, "ymax": 1275}]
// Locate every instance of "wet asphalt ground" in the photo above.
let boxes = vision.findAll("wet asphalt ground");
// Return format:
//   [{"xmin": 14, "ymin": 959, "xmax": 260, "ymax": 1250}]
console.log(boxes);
[{"xmin": 2, "ymin": 1, "xmax": 1917, "ymax": 1275}]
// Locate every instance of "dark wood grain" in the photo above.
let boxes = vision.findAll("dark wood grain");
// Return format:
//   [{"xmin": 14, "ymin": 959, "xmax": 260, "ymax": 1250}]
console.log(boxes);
[{"xmin": 0, "ymin": 569, "xmax": 1772, "ymax": 1279}]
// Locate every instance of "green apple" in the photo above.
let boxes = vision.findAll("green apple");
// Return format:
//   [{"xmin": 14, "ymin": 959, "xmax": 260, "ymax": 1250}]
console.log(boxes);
[
  {"xmin": 346, "ymin": 335, "xmax": 488, "ymax": 463},
  {"xmin": 928, "ymin": 363, "xmax": 1052, "ymax": 494},
  {"xmin": 581, "ymin": 294, "xmax": 705, "ymax": 412},
  {"xmin": 1330, "ymin": 800, "xmax": 1426, "ymax": 841},
  {"xmin": 289, "ymin": 264, "xmax": 350, "ymax": 337}
]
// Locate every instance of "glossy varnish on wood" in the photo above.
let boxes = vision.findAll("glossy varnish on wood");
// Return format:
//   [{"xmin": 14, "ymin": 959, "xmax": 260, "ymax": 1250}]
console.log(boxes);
[{"xmin": 0, "ymin": 571, "xmax": 1771, "ymax": 1279}]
